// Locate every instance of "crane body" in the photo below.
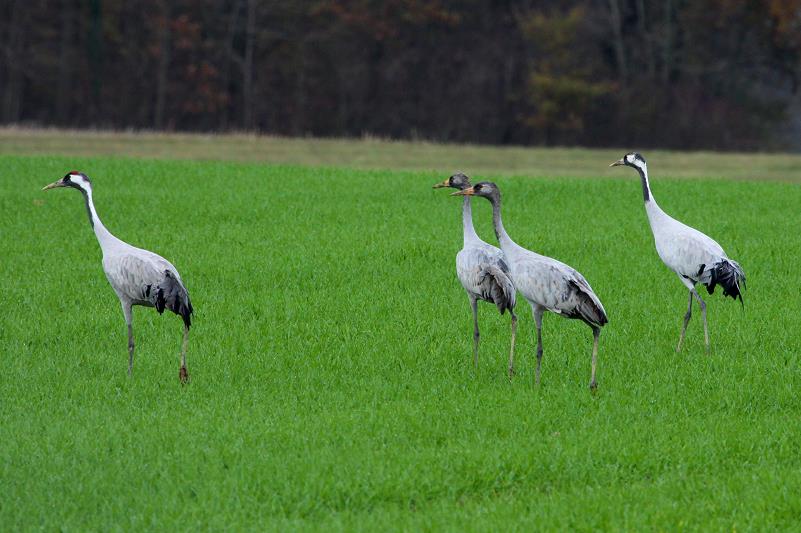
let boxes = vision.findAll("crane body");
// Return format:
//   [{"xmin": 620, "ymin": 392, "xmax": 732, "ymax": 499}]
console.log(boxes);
[
  {"xmin": 435, "ymin": 174, "xmax": 517, "ymax": 375},
  {"xmin": 611, "ymin": 152, "xmax": 745, "ymax": 351},
  {"xmin": 43, "ymin": 172, "xmax": 193, "ymax": 382}
]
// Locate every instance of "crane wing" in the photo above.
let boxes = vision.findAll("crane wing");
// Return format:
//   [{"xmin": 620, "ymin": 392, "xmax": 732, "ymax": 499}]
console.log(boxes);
[
  {"xmin": 509, "ymin": 254, "xmax": 606, "ymax": 326},
  {"xmin": 477, "ymin": 265, "xmax": 516, "ymax": 314},
  {"xmin": 456, "ymin": 245, "xmax": 516, "ymax": 313},
  {"xmin": 104, "ymin": 252, "xmax": 193, "ymax": 327},
  {"xmin": 562, "ymin": 268, "xmax": 608, "ymax": 327},
  {"xmin": 655, "ymin": 224, "xmax": 726, "ymax": 280}
]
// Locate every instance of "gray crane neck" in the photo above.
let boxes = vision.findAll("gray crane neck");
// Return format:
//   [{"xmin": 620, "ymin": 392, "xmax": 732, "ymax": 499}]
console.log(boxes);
[
  {"xmin": 489, "ymin": 195, "xmax": 509, "ymax": 244},
  {"xmin": 80, "ymin": 187, "xmax": 116, "ymax": 247},
  {"xmin": 462, "ymin": 196, "xmax": 478, "ymax": 244}
]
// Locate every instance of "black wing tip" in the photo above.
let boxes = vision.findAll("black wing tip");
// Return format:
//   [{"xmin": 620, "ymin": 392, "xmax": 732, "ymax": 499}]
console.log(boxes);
[
  {"xmin": 155, "ymin": 287, "xmax": 166, "ymax": 314},
  {"xmin": 586, "ymin": 309, "xmax": 608, "ymax": 328},
  {"xmin": 160, "ymin": 269, "xmax": 194, "ymax": 328},
  {"xmin": 480, "ymin": 266, "xmax": 516, "ymax": 316},
  {"xmin": 567, "ymin": 279, "xmax": 607, "ymax": 327},
  {"xmin": 705, "ymin": 260, "xmax": 746, "ymax": 306},
  {"xmin": 497, "ymin": 299, "xmax": 514, "ymax": 315},
  {"xmin": 176, "ymin": 294, "xmax": 193, "ymax": 328}
]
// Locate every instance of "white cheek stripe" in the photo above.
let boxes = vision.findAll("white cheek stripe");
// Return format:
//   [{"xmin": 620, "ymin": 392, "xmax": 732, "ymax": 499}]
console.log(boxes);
[{"xmin": 70, "ymin": 174, "xmax": 91, "ymax": 192}]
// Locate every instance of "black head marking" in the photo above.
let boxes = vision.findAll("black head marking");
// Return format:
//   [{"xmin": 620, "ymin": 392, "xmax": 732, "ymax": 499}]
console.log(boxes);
[
  {"xmin": 63, "ymin": 171, "xmax": 92, "ymax": 191},
  {"xmin": 469, "ymin": 182, "xmax": 503, "ymax": 205},
  {"xmin": 621, "ymin": 152, "xmax": 650, "ymax": 201},
  {"xmin": 472, "ymin": 182, "xmax": 496, "ymax": 196},
  {"xmin": 624, "ymin": 152, "xmax": 646, "ymax": 167}
]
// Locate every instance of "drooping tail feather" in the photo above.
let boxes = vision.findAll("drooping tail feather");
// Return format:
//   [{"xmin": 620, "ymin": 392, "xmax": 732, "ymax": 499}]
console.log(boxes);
[
  {"xmin": 568, "ymin": 279, "xmax": 608, "ymax": 327},
  {"xmin": 478, "ymin": 265, "xmax": 516, "ymax": 315},
  {"xmin": 155, "ymin": 270, "xmax": 194, "ymax": 328},
  {"xmin": 704, "ymin": 259, "xmax": 746, "ymax": 305}
]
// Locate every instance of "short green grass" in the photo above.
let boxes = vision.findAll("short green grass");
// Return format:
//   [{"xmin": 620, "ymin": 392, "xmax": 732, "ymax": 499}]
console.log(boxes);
[{"xmin": 2, "ymin": 152, "xmax": 801, "ymax": 530}]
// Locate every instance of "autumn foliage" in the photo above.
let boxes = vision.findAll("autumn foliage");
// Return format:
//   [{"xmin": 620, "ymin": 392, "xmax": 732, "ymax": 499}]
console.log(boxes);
[{"xmin": 1, "ymin": 0, "xmax": 800, "ymax": 149}]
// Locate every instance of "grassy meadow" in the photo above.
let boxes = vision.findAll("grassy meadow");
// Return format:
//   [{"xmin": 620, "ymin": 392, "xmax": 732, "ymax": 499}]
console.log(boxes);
[
  {"xmin": 5, "ymin": 126, "xmax": 801, "ymax": 180},
  {"xmin": 2, "ymin": 135, "xmax": 801, "ymax": 530}
]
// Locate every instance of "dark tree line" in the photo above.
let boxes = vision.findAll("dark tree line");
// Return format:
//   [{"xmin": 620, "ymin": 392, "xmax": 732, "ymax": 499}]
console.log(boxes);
[{"xmin": 2, "ymin": 0, "xmax": 801, "ymax": 150}]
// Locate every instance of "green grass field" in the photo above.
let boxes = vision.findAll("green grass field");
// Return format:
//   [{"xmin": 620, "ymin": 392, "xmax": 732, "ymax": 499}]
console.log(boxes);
[{"xmin": 3, "ymin": 138, "xmax": 801, "ymax": 530}]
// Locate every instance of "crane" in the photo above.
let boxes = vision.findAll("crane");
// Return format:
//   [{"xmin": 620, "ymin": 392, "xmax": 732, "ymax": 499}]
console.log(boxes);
[
  {"xmin": 43, "ymin": 171, "xmax": 194, "ymax": 382},
  {"xmin": 611, "ymin": 152, "xmax": 745, "ymax": 352},
  {"xmin": 434, "ymin": 173, "xmax": 518, "ymax": 376},
  {"xmin": 453, "ymin": 182, "xmax": 608, "ymax": 389}
]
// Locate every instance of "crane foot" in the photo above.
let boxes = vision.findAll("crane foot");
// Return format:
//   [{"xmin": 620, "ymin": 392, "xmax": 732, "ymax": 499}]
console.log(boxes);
[{"xmin": 179, "ymin": 365, "xmax": 189, "ymax": 384}]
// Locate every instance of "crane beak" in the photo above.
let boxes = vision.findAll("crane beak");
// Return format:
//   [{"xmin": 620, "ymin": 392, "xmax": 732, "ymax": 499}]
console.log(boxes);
[
  {"xmin": 609, "ymin": 158, "xmax": 625, "ymax": 167},
  {"xmin": 42, "ymin": 180, "xmax": 64, "ymax": 191},
  {"xmin": 432, "ymin": 179, "xmax": 450, "ymax": 189},
  {"xmin": 451, "ymin": 187, "xmax": 475, "ymax": 196}
]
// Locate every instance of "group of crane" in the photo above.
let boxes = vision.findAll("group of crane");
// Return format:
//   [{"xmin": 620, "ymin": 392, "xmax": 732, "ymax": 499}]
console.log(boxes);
[
  {"xmin": 434, "ymin": 152, "xmax": 745, "ymax": 390},
  {"xmin": 42, "ymin": 151, "xmax": 745, "ymax": 388}
]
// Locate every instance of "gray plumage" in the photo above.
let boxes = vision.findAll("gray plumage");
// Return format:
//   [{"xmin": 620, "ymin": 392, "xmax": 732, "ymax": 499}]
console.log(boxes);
[
  {"xmin": 434, "ymin": 173, "xmax": 518, "ymax": 375},
  {"xmin": 109, "ymin": 252, "xmax": 193, "ymax": 328},
  {"xmin": 611, "ymin": 152, "xmax": 745, "ymax": 352},
  {"xmin": 454, "ymin": 181, "xmax": 607, "ymax": 390},
  {"xmin": 478, "ymin": 265, "xmax": 516, "ymax": 315},
  {"xmin": 43, "ymin": 172, "xmax": 193, "ymax": 382}
]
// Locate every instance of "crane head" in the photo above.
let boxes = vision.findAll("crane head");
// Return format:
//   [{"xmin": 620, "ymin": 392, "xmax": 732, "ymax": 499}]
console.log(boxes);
[
  {"xmin": 42, "ymin": 171, "xmax": 92, "ymax": 193},
  {"xmin": 610, "ymin": 152, "xmax": 646, "ymax": 170},
  {"xmin": 433, "ymin": 172, "xmax": 471, "ymax": 190},
  {"xmin": 450, "ymin": 181, "xmax": 498, "ymax": 200}
]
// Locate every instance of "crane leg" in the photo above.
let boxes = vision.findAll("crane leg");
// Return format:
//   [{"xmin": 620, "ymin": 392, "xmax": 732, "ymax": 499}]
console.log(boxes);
[
  {"xmin": 691, "ymin": 289, "xmax": 710, "ymax": 352},
  {"xmin": 533, "ymin": 306, "xmax": 544, "ymax": 386},
  {"xmin": 122, "ymin": 301, "xmax": 134, "ymax": 376},
  {"xmin": 676, "ymin": 291, "xmax": 693, "ymax": 353},
  {"xmin": 127, "ymin": 324, "xmax": 135, "ymax": 376},
  {"xmin": 179, "ymin": 324, "xmax": 190, "ymax": 384},
  {"xmin": 508, "ymin": 311, "xmax": 517, "ymax": 379},
  {"xmin": 470, "ymin": 296, "xmax": 480, "ymax": 369},
  {"xmin": 589, "ymin": 327, "xmax": 600, "ymax": 391}
]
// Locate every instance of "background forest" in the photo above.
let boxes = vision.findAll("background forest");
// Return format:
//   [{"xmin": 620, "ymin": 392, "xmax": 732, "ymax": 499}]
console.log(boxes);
[{"xmin": 2, "ymin": 0, "xmax": 801, "ymax": 150}]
